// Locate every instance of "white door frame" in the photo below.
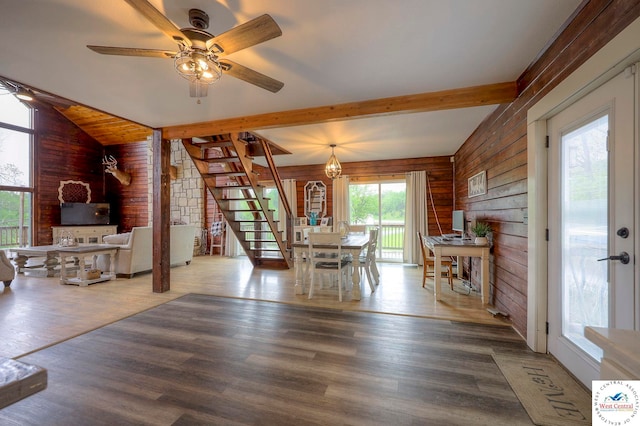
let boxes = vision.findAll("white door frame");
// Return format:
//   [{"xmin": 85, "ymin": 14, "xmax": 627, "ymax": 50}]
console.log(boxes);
[{"xmin": 526, "ymin": 17, "xmax": 640, "ymax": 353}]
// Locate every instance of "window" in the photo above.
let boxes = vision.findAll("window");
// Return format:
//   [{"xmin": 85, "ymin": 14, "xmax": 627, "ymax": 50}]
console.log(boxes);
[
  {"xmin": 0, "ymin": 85, "xmax": 34, "ymax": 248},
  {"xmin": 349, "ymin": 179, "xmax": 406, "ymax": 261}
]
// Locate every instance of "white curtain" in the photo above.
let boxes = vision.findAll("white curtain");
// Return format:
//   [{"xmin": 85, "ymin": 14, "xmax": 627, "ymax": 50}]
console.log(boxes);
[
  {"xmin": 332, "ymin": 175, "xmax": 350, "ymax": 229},
  {"xmin": 404, "ymin": 170, "xmax": 428, "ymax": 264},
  {"xmin": 279, "ymin": 179, "xmax": 297, "ymax": 241}
]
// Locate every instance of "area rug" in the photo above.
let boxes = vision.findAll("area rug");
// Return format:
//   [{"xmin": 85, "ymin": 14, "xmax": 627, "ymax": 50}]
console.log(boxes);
[{"xmin": 492, "ymin": 354, "xmax": 592, "ymax": 425}]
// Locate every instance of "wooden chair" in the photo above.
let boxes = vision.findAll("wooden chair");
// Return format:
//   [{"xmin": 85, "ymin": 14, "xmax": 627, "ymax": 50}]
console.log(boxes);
[
  {"xmin": 348, "ymin": 224, "xmax": 367, "ymax": 234},
  {"xmin": 417, "ymin": 232, "xmax": 453, "ymax": 290},
  {"xmin": 308, "ymin": 232, "xmax": 352, "ymax": 302},
  {"xmin": 359, "ymin": 228, "xmax": 379, "ymax": 292},
  {"xmin": 209, "ymin": 214, "xmax": 226, "ymax": 256}
]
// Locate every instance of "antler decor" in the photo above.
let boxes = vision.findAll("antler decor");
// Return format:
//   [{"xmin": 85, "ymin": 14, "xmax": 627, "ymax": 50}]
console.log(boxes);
[{"xmin": 102, "ymin": 155, "xmax": 131, "ymax": 186}]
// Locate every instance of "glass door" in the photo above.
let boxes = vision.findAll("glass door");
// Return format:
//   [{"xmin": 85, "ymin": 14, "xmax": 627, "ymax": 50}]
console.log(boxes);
[
  {"xmin": 349, "ymin": 181, "xmax": 405, "ymax": 261},
  {"xmin": 547, "ymin": 68, "xmax": 636, "ymax": 388}
]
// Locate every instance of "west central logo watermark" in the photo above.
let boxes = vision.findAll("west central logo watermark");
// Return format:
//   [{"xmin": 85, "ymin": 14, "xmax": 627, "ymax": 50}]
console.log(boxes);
[{"xmin": 593, "ymin": 380, "xmax": 639, "ymax": 425}]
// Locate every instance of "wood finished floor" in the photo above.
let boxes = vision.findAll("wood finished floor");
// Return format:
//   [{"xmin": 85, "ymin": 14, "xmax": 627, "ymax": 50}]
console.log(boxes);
[
  {"xmin": 0, "ymin": 256, "xmax": 544, "ymax": 424},
  {"xmin": 1, "ymin": 293, "xmax": 536, "ymax": 425},
  {"xmin": 0, "ymin": 256, "xmax": 511, "ymax": 359}
]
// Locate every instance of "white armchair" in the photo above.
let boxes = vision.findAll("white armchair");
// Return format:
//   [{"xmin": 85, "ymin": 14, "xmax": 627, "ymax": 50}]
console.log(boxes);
[{"xmin": 0, "ymin": 250, "xmax": 16, "ymax": 287}]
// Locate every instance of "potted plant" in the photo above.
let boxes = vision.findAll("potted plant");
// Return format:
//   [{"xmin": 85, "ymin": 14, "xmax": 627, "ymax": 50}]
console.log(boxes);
[{"xmin": 471, "ymin": 221, "xmax": 491, "ymax": 245}]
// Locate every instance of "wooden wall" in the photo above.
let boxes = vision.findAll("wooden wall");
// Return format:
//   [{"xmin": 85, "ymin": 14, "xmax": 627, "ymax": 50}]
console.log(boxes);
[
  {"xmin": 33, "ymin": 103, "xmax": 105, "ymax": 245},
  {"xmin": 259, "ymin": 156, "xmax": 454, "ymax": 237},
  {"xmin": 453, "ymin": 0, "xmax": 640, "ymax": 337},
  {"xmin": 104, "ymin": 142, "xmax": 148, "ymax": 232}
]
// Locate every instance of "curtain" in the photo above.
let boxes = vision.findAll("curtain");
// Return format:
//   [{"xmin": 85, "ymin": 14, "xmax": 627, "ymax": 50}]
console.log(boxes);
[
  {"xmin": 404, "ymin": 170, "xmax": 427, "ymax": 264},
  {"xmin": 279, "ymin": 179, "xmax": 297, "ymax": 241},
  {"xmin": 332, "ymin": 175, "xmax": 350, "ymax": 228}
]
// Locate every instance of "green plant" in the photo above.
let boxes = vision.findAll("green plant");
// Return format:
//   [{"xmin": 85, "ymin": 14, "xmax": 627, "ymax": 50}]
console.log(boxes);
[{"xmin": 471, "ymin": 221, "xmax": 492, "ymax": 237}]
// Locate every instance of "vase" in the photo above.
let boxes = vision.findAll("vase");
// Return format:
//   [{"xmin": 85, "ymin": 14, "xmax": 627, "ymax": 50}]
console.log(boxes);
[{"xmin": 474, "ymin": 236, "xmax": 488, "ymax": 245}]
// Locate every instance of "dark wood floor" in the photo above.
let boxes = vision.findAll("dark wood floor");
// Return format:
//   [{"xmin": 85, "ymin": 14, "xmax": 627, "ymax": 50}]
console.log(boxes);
[{"xmin": 0, "ymin": 294, "xmax": 536, "ymax": 425}]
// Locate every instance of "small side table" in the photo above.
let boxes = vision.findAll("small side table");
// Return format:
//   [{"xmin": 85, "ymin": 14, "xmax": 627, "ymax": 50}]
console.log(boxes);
[{"xmin": 58, "ymin": 245, "xmax": 118, "ymax": 286}]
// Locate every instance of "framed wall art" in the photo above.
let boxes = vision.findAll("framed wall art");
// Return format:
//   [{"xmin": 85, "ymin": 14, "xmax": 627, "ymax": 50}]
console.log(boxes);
[{"xmin": 468, "ymin": 171, "xmax": 486, "ymax": 198}]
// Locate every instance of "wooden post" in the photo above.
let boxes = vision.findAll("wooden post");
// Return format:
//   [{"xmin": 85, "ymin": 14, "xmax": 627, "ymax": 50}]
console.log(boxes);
[{"xmin": 152, "ymin": 129, "xmax": 170, "ymax": 293}]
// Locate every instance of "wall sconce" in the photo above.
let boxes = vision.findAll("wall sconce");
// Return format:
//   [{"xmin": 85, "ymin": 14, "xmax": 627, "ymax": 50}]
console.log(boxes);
[{"xmin": 325, "ymin": 144, "xmax": 342, "ymax": 180}]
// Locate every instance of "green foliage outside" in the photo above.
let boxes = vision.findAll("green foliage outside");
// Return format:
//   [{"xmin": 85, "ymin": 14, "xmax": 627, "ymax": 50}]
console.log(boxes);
[{"xmin": 349, "ymin": 183, "xmax": 405, "ymax": 224}]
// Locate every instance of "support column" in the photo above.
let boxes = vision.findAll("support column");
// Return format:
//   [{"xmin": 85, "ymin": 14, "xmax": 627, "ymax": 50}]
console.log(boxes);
[{"xmin": 152, "ymin": 129, "xmax": 171, "ymax": 293}]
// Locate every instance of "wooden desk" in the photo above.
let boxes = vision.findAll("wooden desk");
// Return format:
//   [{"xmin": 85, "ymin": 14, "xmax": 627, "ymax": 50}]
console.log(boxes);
[
  {"xmin": 292, "ymin": 234, "xmax": 370, "ymax": 300},
  {"xmin": 424, "ymin": 236, "xmax": 490, "ymax": 304}
]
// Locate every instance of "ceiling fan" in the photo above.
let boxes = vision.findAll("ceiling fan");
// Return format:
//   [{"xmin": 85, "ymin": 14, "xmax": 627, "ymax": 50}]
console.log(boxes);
[{"xmin": 87, "ymin": 0, "xmax": 284, "ymax": 98}]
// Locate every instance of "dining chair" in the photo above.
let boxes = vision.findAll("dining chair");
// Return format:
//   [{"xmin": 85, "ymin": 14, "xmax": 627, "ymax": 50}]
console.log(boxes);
[
  {"xmin": 417, "ymin": 231, "xmax": 454, "ymax": 289},
  {"xmin": 308, "ymin": 232, "xmax": 352, "ymax": 302},
  {"xmin": 348, "ymin": 224, "xmax": 367, "ymax": 234},
  {"xmin": 359, "ymin": 227, "xmax": 379, "ymax": 292}
]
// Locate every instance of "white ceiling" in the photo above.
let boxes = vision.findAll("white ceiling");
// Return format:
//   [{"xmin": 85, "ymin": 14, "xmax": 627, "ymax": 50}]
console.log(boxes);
[{"xmin": 0, "ymin": 0, "xmax": 582, "ymax": 167}]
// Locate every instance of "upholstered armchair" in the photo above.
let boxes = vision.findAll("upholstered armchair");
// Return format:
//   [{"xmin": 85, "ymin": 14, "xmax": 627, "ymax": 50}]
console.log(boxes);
[{"xmin": 0, "ymin": 250, "xmax": 15, "ymax": 287}]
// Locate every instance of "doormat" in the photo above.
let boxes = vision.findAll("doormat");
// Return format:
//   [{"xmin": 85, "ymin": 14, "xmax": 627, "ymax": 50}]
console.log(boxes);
[{"xmin": 492, "ymin": 354, "xmax": 591, "ymax": 426}]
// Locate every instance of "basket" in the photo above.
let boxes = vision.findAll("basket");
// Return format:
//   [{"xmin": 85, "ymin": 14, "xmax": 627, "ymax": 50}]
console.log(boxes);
[{"xmin": 84, "ymin": 269, "xmax": 101, "ymax": 280}]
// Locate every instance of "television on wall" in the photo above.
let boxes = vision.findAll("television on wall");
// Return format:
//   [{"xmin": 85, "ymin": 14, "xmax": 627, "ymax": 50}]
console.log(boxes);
[
  {"xmin": 452, "ymin": 210, "xmax": 464, "ymax": 233},
  {"xmin": 61, "ymin": 203, "xmax": 110, "ymax": 225}
]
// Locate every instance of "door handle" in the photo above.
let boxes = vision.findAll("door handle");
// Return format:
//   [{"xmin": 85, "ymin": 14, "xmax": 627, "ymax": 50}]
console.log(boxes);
[{"xmin": 597, "ymin": 251, "xmax": 630, "ymax": 264}]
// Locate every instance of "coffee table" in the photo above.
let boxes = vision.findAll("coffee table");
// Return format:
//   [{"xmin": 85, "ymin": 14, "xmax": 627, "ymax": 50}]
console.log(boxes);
[
  {"xmin": 13, "ymin": 245, "xmax": 62, "ymax": 277},
  {"xmin": 58, "ymin": 245, "xmax": 118, "ymax": 286}
]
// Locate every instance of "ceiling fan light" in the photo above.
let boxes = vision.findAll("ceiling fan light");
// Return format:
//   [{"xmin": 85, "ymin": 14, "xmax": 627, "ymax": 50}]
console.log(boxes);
[
  {"xmin": 175, "ymin": 49, "xmax": 221, "ymax": 86},
  {"xmin": 325, "ymin": 144, "xmax": 342, "ymax": 180}
]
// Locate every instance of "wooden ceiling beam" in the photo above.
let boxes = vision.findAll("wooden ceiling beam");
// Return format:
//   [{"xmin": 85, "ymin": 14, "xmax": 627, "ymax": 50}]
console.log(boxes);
[{"xmin": 162, "ymin": 81, "xmax": 517, "ymax": 140}]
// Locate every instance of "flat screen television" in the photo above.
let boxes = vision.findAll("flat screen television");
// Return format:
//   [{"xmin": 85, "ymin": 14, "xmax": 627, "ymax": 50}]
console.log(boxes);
[
  {"xmin": 452, "ymin": 210, "xmax": 464, "ymax": 233},
  {"xmin": 61, "ymin": 202, "xmax": 110, "ymax": 225}
]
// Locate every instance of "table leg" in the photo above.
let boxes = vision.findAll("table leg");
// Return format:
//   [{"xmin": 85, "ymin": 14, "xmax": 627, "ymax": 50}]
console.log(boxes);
[
  {"xmin": 44, "ymin": 253, "xmax": 60, "ymax": 277},
  {"xmin": 294, "ymin": 248, "xmax": 305, "ymax": 295},
  {"xmin": 13, "ymin": 254, "xmax": 28, "ymax": 274},
  {"xmin": 108, "ymin": 251, "xmax": 116, "ymax": 280},
  {"xmin": 351, "ymin": 249, "xmax": 362, "ymax": 300},
  {"xmin": 434, "ymin": 248, "xmax": 442, "ymax": 301},
  {"xmin": 481, "ymin": 247, "xmax": 490, "ymax": 304},
  {"xmin": 59, "ymin": 254, "xmax": 67, "ymax": 285}
]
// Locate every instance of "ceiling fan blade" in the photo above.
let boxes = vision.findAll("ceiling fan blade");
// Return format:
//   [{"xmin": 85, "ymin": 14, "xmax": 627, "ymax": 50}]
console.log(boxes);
[
  {"xmin": 219, "ymin": 60, "xmax": 284, "ymax": 93},
  {"xmin": 207, "ymin": 14, "xmax": 281, "ymax": 56},
  {"xmin": 87, "ymin": 45, "xmax": 176, "ymax": 58},
  {"xmin": 123, "ymin": 0, "xmax": 192, "ymax": 47}
]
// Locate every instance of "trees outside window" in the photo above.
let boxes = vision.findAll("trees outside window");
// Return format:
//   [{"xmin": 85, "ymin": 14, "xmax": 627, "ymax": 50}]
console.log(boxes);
[
  {"xmin": 0, "ymin": 86, "xmax": 33, "ymax": 248},
  {"xmin": 349, "ymin": 181, "xmax": 405, "ymax": 261}
]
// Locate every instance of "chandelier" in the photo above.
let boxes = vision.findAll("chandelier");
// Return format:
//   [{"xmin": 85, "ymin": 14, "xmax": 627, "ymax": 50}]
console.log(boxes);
[
  {"xmin": 174, "ymin": 47, "xmax": 222, "ymax": 97},
  {"xmin": 325, "ymin": 144, "xmax": 342, "ymax": 180}
]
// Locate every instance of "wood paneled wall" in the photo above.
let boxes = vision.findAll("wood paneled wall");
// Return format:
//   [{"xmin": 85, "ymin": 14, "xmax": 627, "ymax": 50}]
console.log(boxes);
[
  {"xmin": 33, "ymin": 103, "xmax": 105, "ymax": 245},
  {"xmin": 104, "ymin": 142, "xmax": 148, "ymax": 232},
  {"xmin": 260, "ymin": 156, "xmax": 454, "ymax": 237},
  {"xmin": 453, "ymin": 0, "xmax": 640, "ymax": 337}
]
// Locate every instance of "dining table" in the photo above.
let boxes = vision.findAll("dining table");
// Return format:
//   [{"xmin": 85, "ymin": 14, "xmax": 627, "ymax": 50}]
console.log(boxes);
[{"xmin": 292, "ymin": 233, "xmax": 372, "ymax": 300}]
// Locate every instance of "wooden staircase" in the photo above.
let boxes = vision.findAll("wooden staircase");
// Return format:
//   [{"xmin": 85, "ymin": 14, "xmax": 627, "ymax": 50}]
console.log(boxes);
[{"xmin": 182, "ymin": 132, "xmax": 293, "ymax": 269}]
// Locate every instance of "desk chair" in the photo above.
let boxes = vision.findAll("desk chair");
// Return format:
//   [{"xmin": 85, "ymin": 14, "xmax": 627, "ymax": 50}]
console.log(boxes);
[
  {"xmin": 418, "ymin": 232, "xmax": 453, "ymax": 290},
  {"xmin": 308, "ymin": 232, "xmax": 351, "ymax": 302},
  {"xmin": 359, "ymin": 228, "xmax": 379, "ymax": 292}
]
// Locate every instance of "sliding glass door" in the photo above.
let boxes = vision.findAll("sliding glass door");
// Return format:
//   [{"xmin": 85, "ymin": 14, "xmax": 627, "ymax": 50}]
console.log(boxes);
[{"xmin": 349, "ymin": 180, "xmax": 405, "ymax": 261}]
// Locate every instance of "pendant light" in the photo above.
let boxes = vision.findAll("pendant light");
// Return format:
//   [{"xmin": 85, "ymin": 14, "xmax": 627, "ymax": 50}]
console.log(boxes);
[{"xmin": 325, "ymin": 144, "xmax": 342, "ymax": 179}]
